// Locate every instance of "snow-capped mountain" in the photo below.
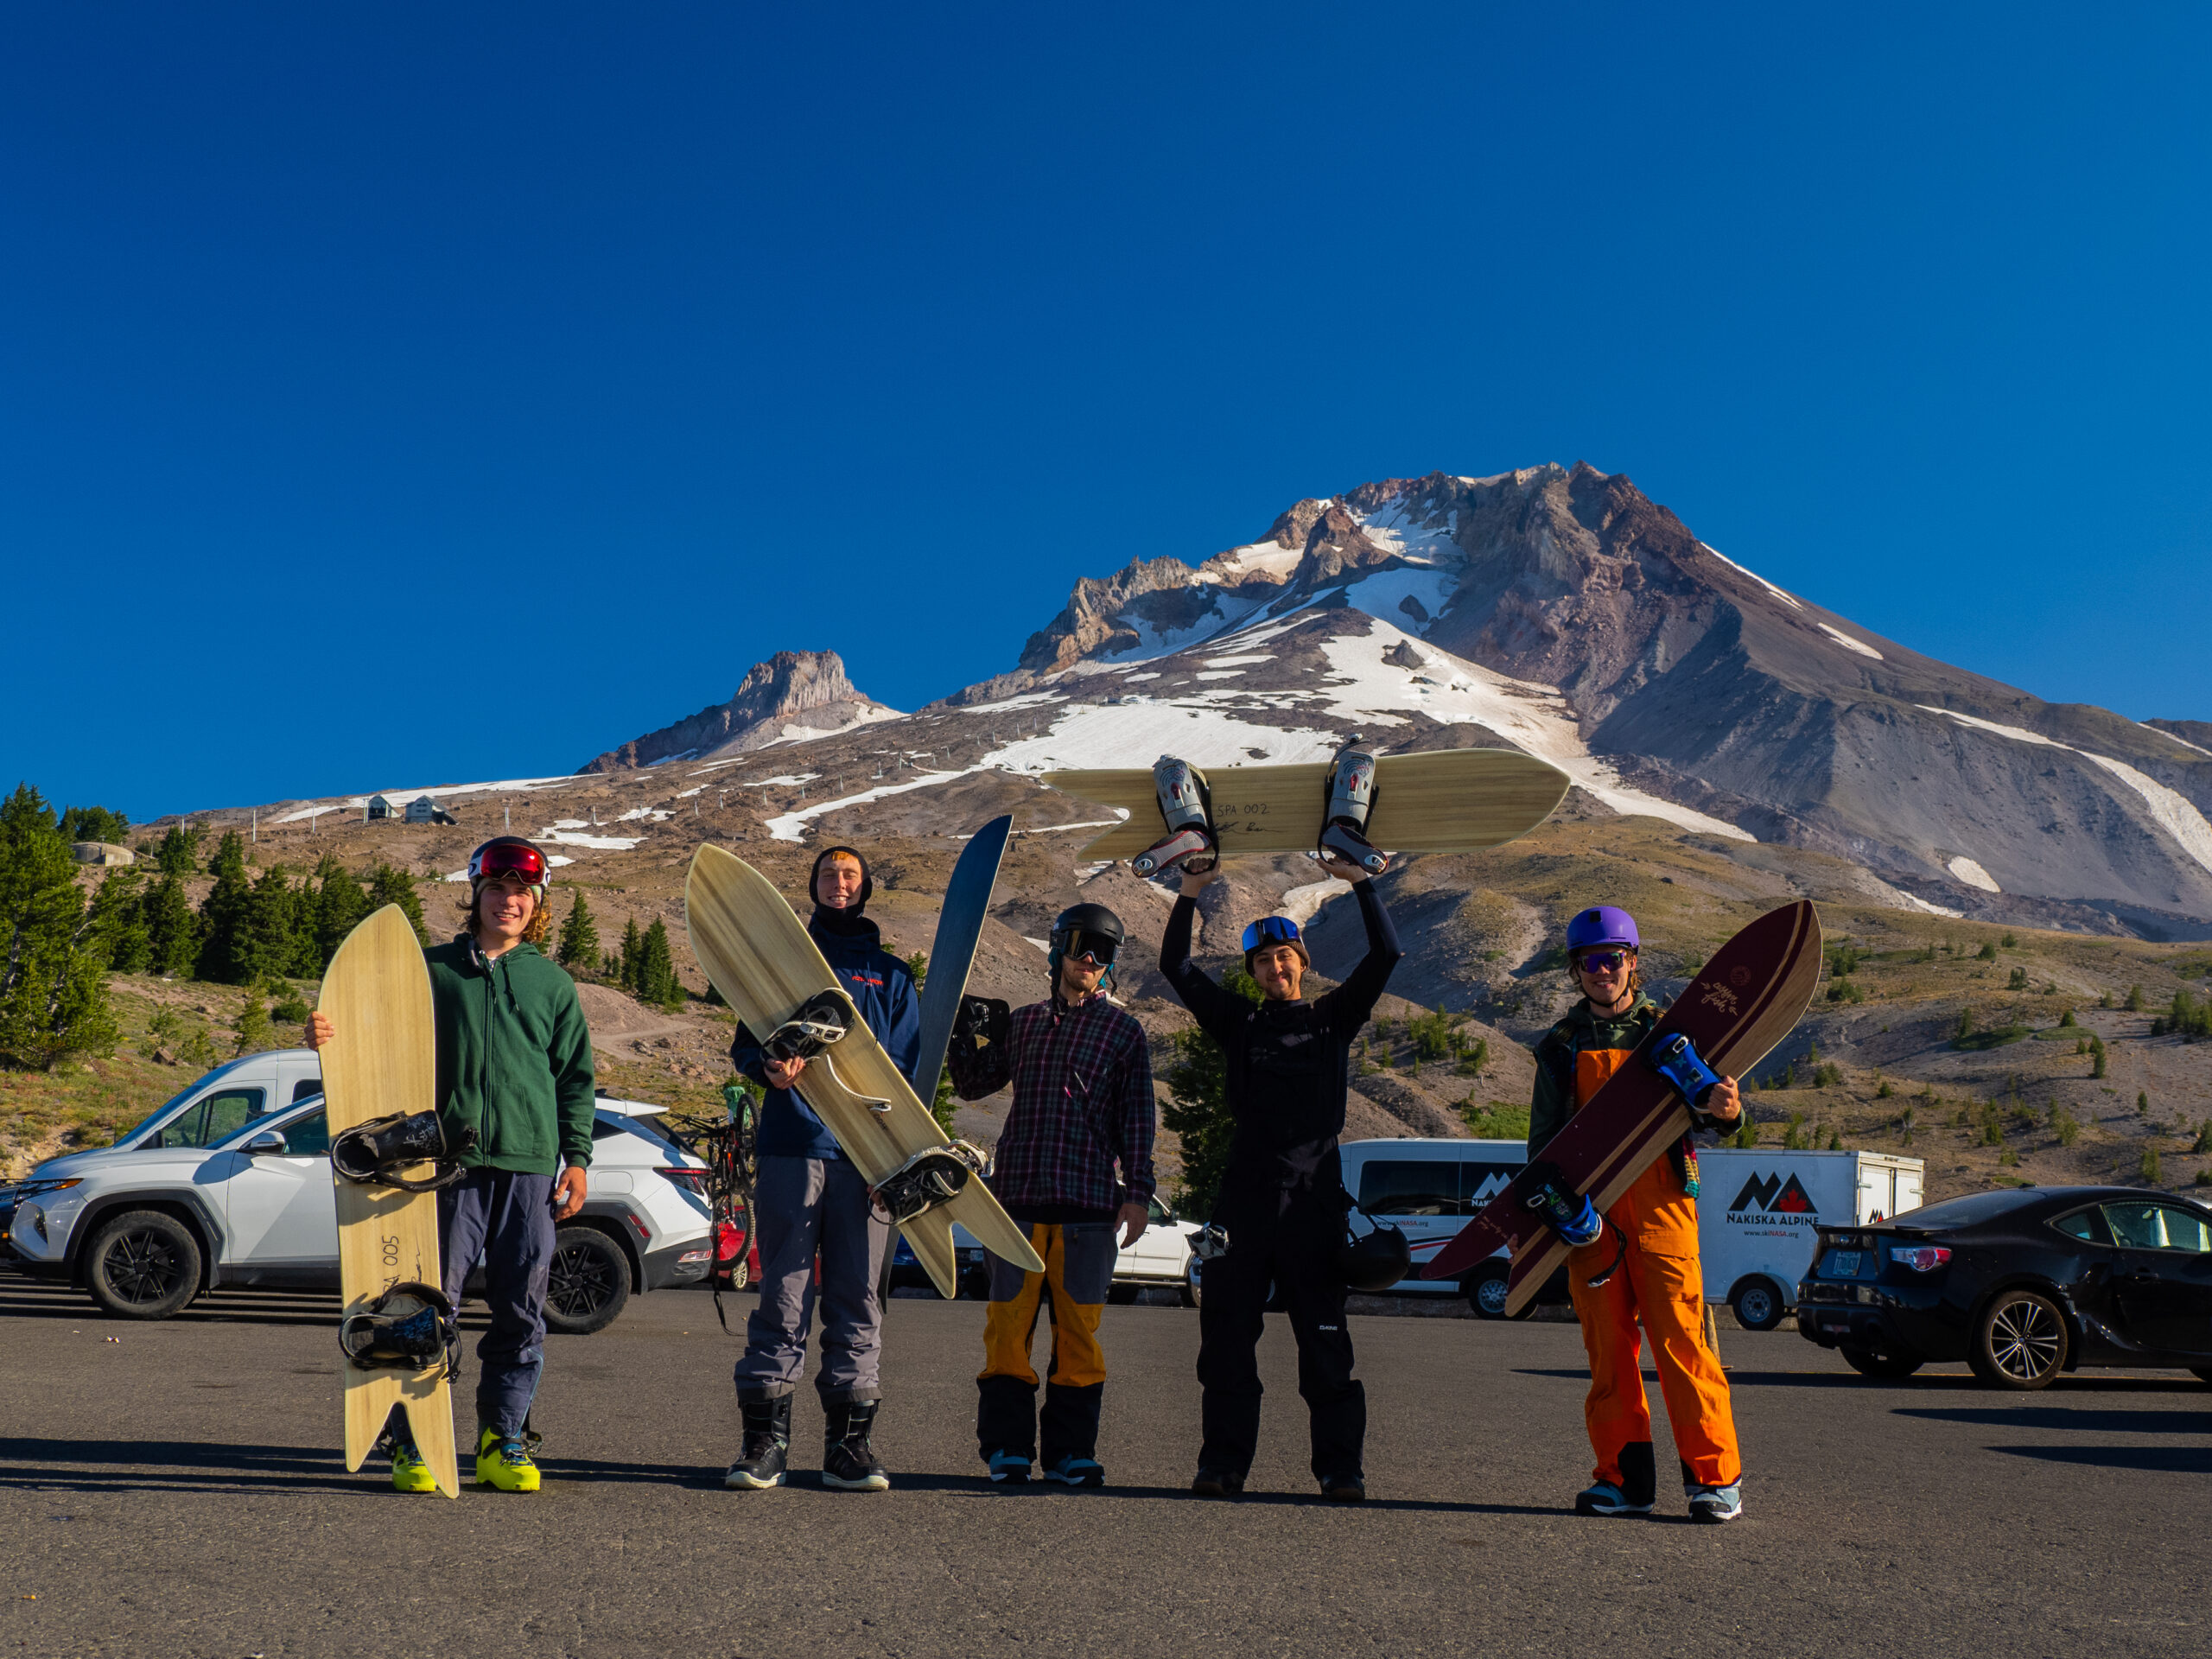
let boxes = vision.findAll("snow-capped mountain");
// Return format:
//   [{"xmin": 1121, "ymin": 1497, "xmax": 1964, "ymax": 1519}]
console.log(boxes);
[{"xmin": 577, "ymin": 463, "xmax": 2211, "ymax": 934}]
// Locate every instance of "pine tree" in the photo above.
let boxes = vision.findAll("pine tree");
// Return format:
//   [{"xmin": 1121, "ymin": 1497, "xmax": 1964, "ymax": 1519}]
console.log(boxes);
[
  {"xmin": 232, "ymin": 987, "xmax": 271, "ymax": 1056},
  {"xmin": 59, "ymin": 805, "xmax": 131, "ymax": 845},
  {"xmin": 312, "ymin": 855, "xmax": 370, "ymax": 969},
  {"xmin": 194, "ymin": 831, "xmax": 254, "ymax": 983},
  {"xmin": 143, "ymin": 874, "xmax": 200, "ymax": 977},
  {"xmin": 241, "ymin": 863, "xmax": 301, "ymax": 985},
  {"xmin": 557, "ymin": 888, "xmax": 600, "ymax": 973},
  {"xmin": 1160, "ymin": 967, "xmax": 1265, "ymax": 1216},
  {"xmin": 618, "ymin": 919, "xmax": 643, "ymax": 991},
  {"xmin": 153, "ymin": 823, "xmax": 200, "ymax": 876},
  {"xmin": 369, "ymin": 865, "xmax": 430, "ymax": 947},
  {"xmin": 636, "ymin": 919, "xmax": 683, "ymax": 1010},
  {"xmin": 0, "ymin": 783, "xmax": 118, "ymax": 1068},
  {"xmin": 87, "ymin": 867, "xmax": 151, "ymax": 975}
]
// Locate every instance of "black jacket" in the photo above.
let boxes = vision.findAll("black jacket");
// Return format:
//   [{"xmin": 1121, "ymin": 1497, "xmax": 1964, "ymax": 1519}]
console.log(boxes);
[{"xmin": 1160, "ymin": 882, "xmax": 1402, "ymax": 1210}]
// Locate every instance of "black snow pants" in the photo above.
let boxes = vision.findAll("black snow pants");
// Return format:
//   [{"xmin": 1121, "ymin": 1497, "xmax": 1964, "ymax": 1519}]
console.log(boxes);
[{"xmin": 1195, "ymin": 1193, "xmax": 1364, "ymax": 1483}]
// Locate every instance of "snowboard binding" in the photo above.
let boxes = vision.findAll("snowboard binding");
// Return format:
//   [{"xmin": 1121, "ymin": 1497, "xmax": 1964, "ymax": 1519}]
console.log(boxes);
[
  {"xmin": 340, "ymin": 1281, "xmax": 461, "ymax": 1378},
  {"xmin": 331, "ymin": 1110, "xmax": 479, "ymax": 1192},
  {"xmin": 1647, "ymin": 1031, "xmax": 1722, "ymax": 1113},
  {"xmin": 871, "ymin": 1141, "xmax": 990, "ymax": 1227},
  {"xmin": 764, "ymin": 991, "xmax": 855, "ymax": 1063},
  {"xmin": 1132, "ymin": 755, "xmax": 1218, "ymax": 877},
  {"xmin": 1313, "ymin": 736, "xmax": 1386, "ymax": 874},
  {"xmin": 1521, "ymin": 1160, "xmax": 1604, "ymax": 1249},
  {"xmin": 1191, "ymin": 1222, "xmax": 1233, "ymax": 1261}
]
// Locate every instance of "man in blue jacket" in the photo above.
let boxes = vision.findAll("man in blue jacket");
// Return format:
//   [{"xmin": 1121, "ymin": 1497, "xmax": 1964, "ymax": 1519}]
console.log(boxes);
[{"xmin": 723, "ymin": 845, "xmax": 920, "ymax": 1494}]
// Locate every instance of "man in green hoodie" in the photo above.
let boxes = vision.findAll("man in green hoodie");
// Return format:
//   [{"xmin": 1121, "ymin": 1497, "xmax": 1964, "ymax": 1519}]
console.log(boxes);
[{"xmin": 308, "ymin": 836, "xmax": 596, "ymax": 1493}]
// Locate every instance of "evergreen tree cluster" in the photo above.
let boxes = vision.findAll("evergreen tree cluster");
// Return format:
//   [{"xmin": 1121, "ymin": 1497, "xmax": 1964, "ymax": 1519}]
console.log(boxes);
[
  {"xmin": 613, "ymin": 915, "xmax": 686, "ymax": 1012},
  {"xmin": 0, "ymin": 785, "xmax": 118, "ymax": 1068}
]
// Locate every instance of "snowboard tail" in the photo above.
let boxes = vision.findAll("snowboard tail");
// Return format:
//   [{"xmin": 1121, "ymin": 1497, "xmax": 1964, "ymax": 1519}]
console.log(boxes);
[{"xmin": 911, "ymin": 815, "xmax": 1013, "ymax": 1113}]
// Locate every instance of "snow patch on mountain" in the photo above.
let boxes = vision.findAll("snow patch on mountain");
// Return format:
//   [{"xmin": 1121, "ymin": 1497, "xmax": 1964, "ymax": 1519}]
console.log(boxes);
[
  {"xmin": 1919, "ymin": 706, "xmax": 2212, "ymax": 878},
  {"xmin": 271, "ymin": 775, "xmax": 573, "ymax": 823},
  {"xmin": 975, "ymin": 702, "xmax": 1342, "ymax": 773},
  {"xmin": 1947, "ymin": 855, "xmax": 2001, "ymax": 893},
  {"xmin": 766, "ymin": 770, "xmax": 969, "ymax": 842},
  {"xmin": 1697, "ymin": 543, "xmax": 1802, "ymax": 612},
  {"xmin": 1818, "ymin": 623, "xmax": 1884, "ymax": 661}
]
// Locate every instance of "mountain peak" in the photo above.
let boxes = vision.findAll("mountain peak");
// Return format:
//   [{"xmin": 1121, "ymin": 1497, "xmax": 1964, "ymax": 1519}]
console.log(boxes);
[{"xmin": 579, "ymin": 649, "xmax": 898, "ymax": 773}]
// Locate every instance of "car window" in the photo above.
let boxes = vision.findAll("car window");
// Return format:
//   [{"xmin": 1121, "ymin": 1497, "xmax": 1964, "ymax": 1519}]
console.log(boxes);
[
  {"xmin": 280, "ymin": 1109, "xmax": 331, "ymax": 1158},
  {"xmin": 1360, "ymin": 1160, "xmax": 1465, "ymax": 1216},
  {"xmin": 2105, "ymin": 1202, "xmax": 2212, "ymax": 1253},
  {"xmin": 291, "ymin": 1078, "xmax": 324, "ymax": 1102},
  {"xmin": 149, "ymin": 1088, "xmax": 266, "ymax": 1149},
  {"xmin": 2051, "ymin": 1208, "xmax": 2111, "ymax": 1244}
]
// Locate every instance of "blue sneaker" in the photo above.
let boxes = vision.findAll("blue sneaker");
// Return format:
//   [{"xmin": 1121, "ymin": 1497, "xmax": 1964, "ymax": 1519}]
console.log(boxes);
[
  {"xmin": 1687, "ymin": 1482, "xmax": 1744, "ymax": 1523},
  {"xmin": 1575, "ymin": 1479, "xmax": 1654, "ymax": 1517},
  {"xmin": 1042, "ymin": 1454, "xmax": 1104, "ymax": 1488},
  {"xmin": 987, "ymin": 1450, "xmax": 1032, "ymax": 1485}
]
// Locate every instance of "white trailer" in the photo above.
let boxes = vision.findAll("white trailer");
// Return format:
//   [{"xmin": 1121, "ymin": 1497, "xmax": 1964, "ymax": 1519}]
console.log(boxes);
[{"xmin": 1697, "ymin": 1149, "xmax": 1923, "ymax": 1331}]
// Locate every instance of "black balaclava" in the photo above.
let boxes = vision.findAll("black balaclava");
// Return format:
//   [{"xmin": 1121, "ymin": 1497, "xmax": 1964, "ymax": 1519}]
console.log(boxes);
[{"xmin": 809, "ymin": 845, "xmax": 874, "ymax": 937}]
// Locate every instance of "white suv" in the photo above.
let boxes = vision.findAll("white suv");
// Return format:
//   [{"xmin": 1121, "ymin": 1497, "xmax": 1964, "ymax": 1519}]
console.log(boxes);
[
  {"xmin": 887, "ymin": 1195, "xmax": 1203, "ymax": 1304},
  {"xmin": 6, "ymin": 1090, "xmax": 712, "ymax": 1333}
]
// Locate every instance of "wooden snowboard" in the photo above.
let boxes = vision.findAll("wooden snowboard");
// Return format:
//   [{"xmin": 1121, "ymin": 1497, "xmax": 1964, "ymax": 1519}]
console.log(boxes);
[
  {"xmin": 1422, "ymin": 899, "xmax": 1822, "ymax": 1316},
  {"xmin": 684, "ymin": 845, "xmax": 1046, "ymax": 1297},
  {"xmin": 1041, "ymin": 748, "xmax": 1570, "ymax": 861},
  {"xmin": 320, "ymin": 905, "xmax": 461, "ymax": 1497}
]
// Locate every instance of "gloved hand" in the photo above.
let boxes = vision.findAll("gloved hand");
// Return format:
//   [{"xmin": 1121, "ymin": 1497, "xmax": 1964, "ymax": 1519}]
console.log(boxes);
[
  {"xmin": 1522, "ymin": 1161, "xmax": 1604, "ymax": 1248},
  {"xmin": 951, "ymin": 995, "xmax": 1010, "ymax": 1052}
]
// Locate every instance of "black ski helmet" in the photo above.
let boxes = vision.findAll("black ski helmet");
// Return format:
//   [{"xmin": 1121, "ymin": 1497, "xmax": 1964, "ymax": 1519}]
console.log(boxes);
[
  {"xmin": 1337, "ymin": 1217, "xmax": 1413, "ymax": 1292},
  {"xmin": 1049, "ymin": 901, "xmax": 1124, "ymax": 978}
]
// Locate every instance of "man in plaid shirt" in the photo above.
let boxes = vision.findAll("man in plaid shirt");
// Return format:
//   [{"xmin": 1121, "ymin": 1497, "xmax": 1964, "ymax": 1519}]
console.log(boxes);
[{"xmin": 948, "ymin": 900, "xmax": 1154, "ymax": 1488}]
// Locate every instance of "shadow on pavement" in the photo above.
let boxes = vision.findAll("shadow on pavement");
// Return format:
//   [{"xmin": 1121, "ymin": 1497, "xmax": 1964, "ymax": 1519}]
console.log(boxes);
[
  {"xmin": 1987, "ymin": 1445, "xmax": 2212, "ymax": 1472},
  {"xmin": 0, "ymin": 1272, "xmax": 493, "ymax": 1329},
  {"xmin": 1518, "ymin": 1367, "xmax": 2202, "ymax": 1394},
  {"xmin": 0, "ymin": 1437, "xmax": 365, "ymax": 1495},
  {"xmin": 1895, "ymin": 1406, "xmax": 2212, "ymax": 1434}
]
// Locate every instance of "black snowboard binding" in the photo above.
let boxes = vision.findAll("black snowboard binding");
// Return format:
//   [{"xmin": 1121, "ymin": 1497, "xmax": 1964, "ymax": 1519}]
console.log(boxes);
[
  {"xmin": 1132, "ymin": 755, "xmax": 1218, "ymax": 878},
  {"xmin": 871, "ymin": 1141, "xmax": 989, "ymax": 1226},
  {"xmin": 1314, "ymin": 736, "xmax": 1386, "ymax": 874},
  {"xmin": 763, "ymin": 991, "xmax": 855, "ymax": 1063},
  {"xmin": 1190, "ymin": 1222, "xmax": 1232, "ymax": 1261},
  {"xmin": 340, "ymin": 1281, "xmax": 461, "ymax": 1378},
  {"xmin": 331, "ymin": 1110, "xmax": 478, "ymax": 1192}
]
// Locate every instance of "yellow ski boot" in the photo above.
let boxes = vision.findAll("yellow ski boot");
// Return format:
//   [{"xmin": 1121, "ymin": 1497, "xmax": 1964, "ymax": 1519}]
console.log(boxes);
[
  {"xmin": 390, "ymin": 1441, "xmax": 438, "ymax": 1495},
  {"xmin": 475, "ymin": 1426, "xmax": 542, "ymax": 1493}
]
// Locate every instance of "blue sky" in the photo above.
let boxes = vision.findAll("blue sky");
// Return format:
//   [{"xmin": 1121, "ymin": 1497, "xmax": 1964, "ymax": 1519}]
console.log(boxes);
[{"xmin": 6, "ymin": 4, "xmax": 2209, "ymax": 823}]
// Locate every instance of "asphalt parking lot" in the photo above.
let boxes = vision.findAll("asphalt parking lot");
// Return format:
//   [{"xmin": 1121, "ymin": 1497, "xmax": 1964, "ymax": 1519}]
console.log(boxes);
[{"xmin": 1, "ymin": 1268, "xmax": 2206, "ymax": 1659}]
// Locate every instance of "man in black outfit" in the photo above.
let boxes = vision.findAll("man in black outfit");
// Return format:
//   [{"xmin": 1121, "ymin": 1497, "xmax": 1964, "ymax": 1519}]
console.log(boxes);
[{"xmin": 1158, "ymin": 856, "xmax": 1403, "ymax": 1501}]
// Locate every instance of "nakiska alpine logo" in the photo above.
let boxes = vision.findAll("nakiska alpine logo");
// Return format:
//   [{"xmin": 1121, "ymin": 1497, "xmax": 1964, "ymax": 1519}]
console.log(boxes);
[{"xmin": 1729, "ymin": 1172, "xmax": 1816, "ymax": 1215}]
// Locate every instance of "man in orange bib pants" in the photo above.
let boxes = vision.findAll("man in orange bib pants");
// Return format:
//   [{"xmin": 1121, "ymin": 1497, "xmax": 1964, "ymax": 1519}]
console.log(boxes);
[{"xmin": 1529, "ymin": 905, "xmax": 1746, "ymax": 1524}]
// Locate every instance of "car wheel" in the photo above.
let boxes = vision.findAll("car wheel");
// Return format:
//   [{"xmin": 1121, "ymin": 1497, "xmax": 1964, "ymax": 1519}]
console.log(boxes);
[
  {"xmin": 1731, "ymin": 1278, "xmax": 1786, "ymax": 1332},
  {"xmin": 1105, "ymin": 1282, "xmax": 1140, "ymax": 1306},
  {"xmin": 1183, "ymin": 1264, "xmax": 1202, "ymax": 1309},
  {"xmin": 1840, "ymin": 1344, "xmax": 1926, "ymax": 1380},
  {"xmin": 544, "ymin": 1225, "xmax": 632, "ymax": 1335},
  {"xmin": 1465, "ymin": 1265, "xmax": 1511, "ymax": 1320},
  {"xmin": 85, "ymin": 1209, "xmax": 202, "ymax": 1320},
  {"xmin": 1969, "ymin": 1288, "xmax": 2069, "ymax": 1389}
]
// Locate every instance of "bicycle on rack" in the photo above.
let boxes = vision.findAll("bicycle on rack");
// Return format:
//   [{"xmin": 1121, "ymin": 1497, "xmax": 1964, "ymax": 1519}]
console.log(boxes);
[{"xmin": 661, "ymin": 1082, "xmax": 760, "ymax": 1331}]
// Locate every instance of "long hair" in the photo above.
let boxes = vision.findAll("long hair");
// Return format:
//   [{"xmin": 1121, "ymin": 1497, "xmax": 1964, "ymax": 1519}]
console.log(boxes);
[{"xmin": 461, "ymin": 885, "xmax": 552, "ymax": 947}]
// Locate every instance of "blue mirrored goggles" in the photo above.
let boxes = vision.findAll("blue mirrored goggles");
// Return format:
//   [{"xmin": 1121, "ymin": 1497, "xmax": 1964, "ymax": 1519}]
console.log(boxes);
[{"xmin": 1242, "ymin": 916, "xmax": 1304, "ymax": 954}]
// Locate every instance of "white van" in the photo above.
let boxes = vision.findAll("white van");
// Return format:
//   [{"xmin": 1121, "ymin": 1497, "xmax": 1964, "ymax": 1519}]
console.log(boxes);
[
  {"xmin": 1339, "ymin": 1137, "xmax": 1527, "ymax": 1315},
  {"xmin": 1697, "ymin": 1148, "xmax": 1924, "ymax": 1330},
  {"xmin": 106, "ymin": 1051, "xmax": 325, "ymax": 1153}
]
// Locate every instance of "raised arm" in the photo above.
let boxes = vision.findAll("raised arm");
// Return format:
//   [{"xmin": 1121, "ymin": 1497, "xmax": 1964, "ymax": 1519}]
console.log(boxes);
[
  {"xmin": 1319, "ymin": 876, "xmax": 1405, "ymax": 1033},
  {"xmin": 1160, "ymin": 891, "xmax": 1257, "ymax": 1040}
]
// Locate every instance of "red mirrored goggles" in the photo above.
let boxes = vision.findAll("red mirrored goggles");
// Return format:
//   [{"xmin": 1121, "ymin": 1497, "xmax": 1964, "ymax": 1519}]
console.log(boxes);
[{"xmin": 468, "ymin": 842, "xmax": 548, "ymax": 887}]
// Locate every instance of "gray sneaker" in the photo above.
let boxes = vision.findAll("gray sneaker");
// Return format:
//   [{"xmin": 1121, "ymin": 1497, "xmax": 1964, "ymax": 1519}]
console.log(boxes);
[{"xmin": 1686, "ymin": 1481, "xmax": 1744, "ymax": 1523}]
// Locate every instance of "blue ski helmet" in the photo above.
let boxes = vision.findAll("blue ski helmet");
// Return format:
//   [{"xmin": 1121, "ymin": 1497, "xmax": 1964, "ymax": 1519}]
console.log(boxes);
[
  {"xmin": 1565, "ymin": 906, "xmax": 1639, "ymax": 957},
  {"xmin": 1242, "ymin": 915, "xmax": 1310, "ymax": 969}
]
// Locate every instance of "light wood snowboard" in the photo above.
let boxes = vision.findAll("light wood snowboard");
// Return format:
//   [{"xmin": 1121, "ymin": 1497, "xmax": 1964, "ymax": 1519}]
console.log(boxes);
[
  {"xmin": 685, "ymin": 845, "xmax": 1046, "ymax": 1297},
  {"xmin": 1041, "ymin": 748, "xmax": 1571, "ymax": 861},
  {"xmin": 320, "ymin": 905, "xmax": 461, "ymax": 1498}
]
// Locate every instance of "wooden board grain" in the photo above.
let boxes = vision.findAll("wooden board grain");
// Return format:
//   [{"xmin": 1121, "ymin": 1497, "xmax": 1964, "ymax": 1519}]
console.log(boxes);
[
  {"xmin": 1042, "ymin": 748, "xmax": 1570, "ymax": 860},
  {"xmin": 319, "ymin": 905, "xmax": 460, "ymax": 1497},
  {"xmin": 684, "ymin": 845, "xmax": 1044, "ymax": 1293}
]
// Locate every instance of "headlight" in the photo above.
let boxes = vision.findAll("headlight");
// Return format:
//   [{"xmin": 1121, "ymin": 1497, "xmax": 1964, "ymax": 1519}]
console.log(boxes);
[{"xmin": 14, "ymin": 1179, "xmax": 81, "ymax": 1200}]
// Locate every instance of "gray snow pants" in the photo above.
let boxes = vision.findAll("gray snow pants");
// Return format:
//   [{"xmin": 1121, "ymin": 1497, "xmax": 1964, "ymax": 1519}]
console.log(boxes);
[
  {"xmin": 437, "ymin": 1168, "xmax": 556, "ymax": 1439},
  {"xmin": 733, "ymin": 1154, "xmax": 891, "ymax": 1404}
]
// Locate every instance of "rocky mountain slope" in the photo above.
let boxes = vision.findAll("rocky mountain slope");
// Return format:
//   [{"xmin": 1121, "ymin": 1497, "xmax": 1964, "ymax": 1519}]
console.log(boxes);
[{"xmin": 581, "ymin": 649, "xmax": 897, "ymax": 773}]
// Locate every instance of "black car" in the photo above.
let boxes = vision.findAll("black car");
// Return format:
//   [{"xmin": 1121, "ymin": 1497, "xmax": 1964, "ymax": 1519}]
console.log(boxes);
[{"xmin": 1796, "ymin": 1185, "xmax": 2212, "ymax": 1389}]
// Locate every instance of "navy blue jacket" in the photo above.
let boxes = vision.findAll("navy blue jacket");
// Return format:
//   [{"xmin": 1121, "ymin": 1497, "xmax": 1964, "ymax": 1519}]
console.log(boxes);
[{"xmin": 732, "ymin": 913, "xmax": 922, "ymax": 1160}]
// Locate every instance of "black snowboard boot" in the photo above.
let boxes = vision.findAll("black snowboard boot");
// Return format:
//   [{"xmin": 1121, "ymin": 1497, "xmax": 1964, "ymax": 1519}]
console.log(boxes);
[
  {"xmin": 724, "ymin": 1395, "xmax": 791, "ymax": 1491},
  {"xmin": 823, "ymin": 1399, "xmax": 891, "ymax": 1492}
]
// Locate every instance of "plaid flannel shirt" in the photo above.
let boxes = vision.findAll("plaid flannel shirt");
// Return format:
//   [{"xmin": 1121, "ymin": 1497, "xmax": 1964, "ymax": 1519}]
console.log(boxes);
[{"xmin": 960, "ymin": 992, "xmax": 1155, "ymax": 1215}]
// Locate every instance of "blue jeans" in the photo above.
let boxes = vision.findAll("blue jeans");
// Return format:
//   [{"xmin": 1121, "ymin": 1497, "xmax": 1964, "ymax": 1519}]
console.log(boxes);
[{"xmin": 439, "ymin": 1168, "xmax": 556, "ymax": 1438}]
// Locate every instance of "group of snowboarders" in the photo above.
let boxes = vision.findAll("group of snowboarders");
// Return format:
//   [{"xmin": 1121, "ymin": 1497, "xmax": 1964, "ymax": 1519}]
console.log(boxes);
[{"xmin": 309, "ymin": 824, "xmax": 1747, "ymax": 1522}]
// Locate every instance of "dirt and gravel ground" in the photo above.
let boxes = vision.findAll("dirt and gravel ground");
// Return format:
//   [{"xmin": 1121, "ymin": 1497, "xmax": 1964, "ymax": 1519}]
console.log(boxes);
[{"xmin": 1, "ymin": 1268, "xmax": 2207, "ymax": 1658}]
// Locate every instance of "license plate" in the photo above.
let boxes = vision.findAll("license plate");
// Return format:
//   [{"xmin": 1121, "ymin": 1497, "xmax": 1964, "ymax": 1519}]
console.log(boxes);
[{"xmin": 1824, "ymin": 1249, "xmax": 1862, "ymax": 1278}]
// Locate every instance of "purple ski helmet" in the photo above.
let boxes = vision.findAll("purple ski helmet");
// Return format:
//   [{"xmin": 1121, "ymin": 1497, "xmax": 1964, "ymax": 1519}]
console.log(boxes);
[{"xmin": 1565, "ymin": 906, "xmax": 1639, "ymax": 958}]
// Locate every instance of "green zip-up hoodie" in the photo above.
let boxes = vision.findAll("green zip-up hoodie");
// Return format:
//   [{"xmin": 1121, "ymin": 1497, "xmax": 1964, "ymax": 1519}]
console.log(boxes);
[{"xmin": 426, "ymin": 935, "xmax": 595, "ymax": 1175}]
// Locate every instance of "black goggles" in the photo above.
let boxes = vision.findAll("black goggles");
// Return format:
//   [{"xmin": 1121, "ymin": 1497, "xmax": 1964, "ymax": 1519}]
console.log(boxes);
[{"xmin": 1060, "ymin": 931, "xmax": 1118, "ymax": 968}]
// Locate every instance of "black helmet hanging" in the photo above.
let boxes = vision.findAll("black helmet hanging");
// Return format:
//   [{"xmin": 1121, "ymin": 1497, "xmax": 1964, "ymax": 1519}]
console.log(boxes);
[
  {"xmin": 1336, "ymin": 1214, "xmax": 1413, "ymax": 1292},
  {"xmin": 1049, "ymin": 901, "xmax": 1124, "ymax": 981}
]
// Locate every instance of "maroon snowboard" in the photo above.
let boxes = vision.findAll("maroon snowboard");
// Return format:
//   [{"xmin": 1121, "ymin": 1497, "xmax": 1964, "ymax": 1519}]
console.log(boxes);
[{"xmin": 1423, "ymin": 899, "xmax": 1822, "ymax": 1314}]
